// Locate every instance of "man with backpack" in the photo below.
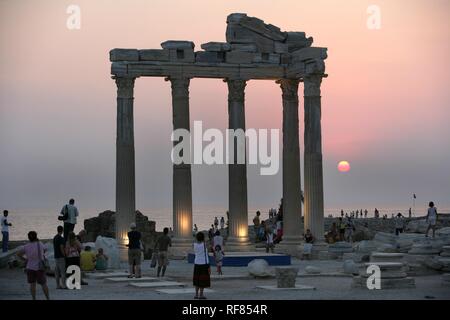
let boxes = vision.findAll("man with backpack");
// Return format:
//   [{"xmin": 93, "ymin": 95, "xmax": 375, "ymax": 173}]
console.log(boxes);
[{"xmin": 59, "ymin": 198, "xmax": 79, "ymax": 242}]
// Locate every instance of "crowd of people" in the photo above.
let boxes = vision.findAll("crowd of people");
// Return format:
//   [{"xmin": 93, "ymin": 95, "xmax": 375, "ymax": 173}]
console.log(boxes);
[{"xmin": 1, "ymin": 199, "xmax": 441, "ymax": 300}]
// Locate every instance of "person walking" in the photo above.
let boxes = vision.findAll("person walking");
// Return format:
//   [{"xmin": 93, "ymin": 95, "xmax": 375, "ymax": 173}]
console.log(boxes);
[
  {"xmin": 60, "ymin": 199, "xmax": 79, "ymax": 242},
  {"xmin": 53, "ymin": 226, "xmax": 66, "ymax": 289},
  {"xmin": 425, "ymin": 201, "xmax": 438, "ymax": 238},
  {"xmin": 127, "ymin": 223, "xmax": 142, "ymax": 278},
  {"xmin": 155, "ymin": 227, "xmax": 172, "ymax": 277},
  {"xmin": 193, "ymin": 232, "xmax": 210, "ymax": 299},
  {"xmin": 16, "ymin": 231, "xmax": 50, "ymax": 300},
  {"xmin": 395, "ymin": 213, "xmax": 405, "ymax": 236},
  {"xmin": 1, "ymin": 210, "xmax": 12, "ymax": 253}
]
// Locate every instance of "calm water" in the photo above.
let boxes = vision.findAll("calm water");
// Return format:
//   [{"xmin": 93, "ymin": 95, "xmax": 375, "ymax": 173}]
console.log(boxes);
[{"xmin": 5, "ymin": 206, "xmax": 439, "ymax": 241}]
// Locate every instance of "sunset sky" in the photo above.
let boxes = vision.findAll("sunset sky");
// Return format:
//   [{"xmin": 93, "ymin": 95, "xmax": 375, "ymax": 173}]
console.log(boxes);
[{"xmin": 1, "ymin": 0, "xmax": 449, "ymax": 215}]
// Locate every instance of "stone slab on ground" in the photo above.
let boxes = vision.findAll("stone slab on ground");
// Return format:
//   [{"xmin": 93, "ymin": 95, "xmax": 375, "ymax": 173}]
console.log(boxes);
[
  {"xmin": 105, "ymin": 276, "xmax": 158, "ymax": 282},
  {"xmin": 129, "ymin": 281, "xmax": 185, "ymax": 288},
  {"xmin": 256, "ymin": 284, "xmax": 316, "ymax": 291},
  {"xmin": 84, "ymin": 272, "xmax": 130, "ymax": 279},
  {"xmin": 156, "ymin": 288, "xmax": 215, "ymax": 294},
  {"xmin": 210, "ymin": 274, "xmax": 252, "ymax": 280}
]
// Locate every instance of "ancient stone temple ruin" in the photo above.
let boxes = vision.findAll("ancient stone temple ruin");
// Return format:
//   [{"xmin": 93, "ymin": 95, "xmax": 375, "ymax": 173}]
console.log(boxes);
[{"xmin": 109, "ymin": 13, "xmax": 328, "ymax": 255}]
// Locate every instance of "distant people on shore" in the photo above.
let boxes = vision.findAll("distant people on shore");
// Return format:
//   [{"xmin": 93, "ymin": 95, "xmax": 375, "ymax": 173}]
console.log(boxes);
[
  {"xmin": 395, "ymin": 213, "xmax": 404, "ymax": 236},
  {"xmin": 80, "ymin": 246, "xmax": 96, "ymax": 272},
  {"xmin": 17, "ymin": 231, "xmax": 50, "ymax": 300},
  {"xmin": 2, "ymin": 210, "xmax": 12, "ymax": 252},
  {"xmin": 425, "ymin": 201, "xmax": 438, "ymax": 238},
  {"xmin": 364, "ymin": 209, "xmax": 368, "ymax": 218},
  {"xmin": 214, "ymin": 217, "xmax": 219, "ymax": 230},
  {"xmin": 155, "ymin": 227, "xmax": 172, "ymax": 277},
  {"xmin": 127, "ymin": 223, "xmax": 142, "ymax": 278},
  {"xmin": 95, "ymin": 248, "xmax": 108, "ymax": 271},
  {"xmin": 220, "ymin": 217, "xmax": 225, "ymax": 230},
  {"xmin": 214, "ymin": 245, "xmax": 224, "ymax": 275},
  {"xmin": 374, "ymin": 208, "xmax": 380, "ymax": 219},
  {"xmin": 193, "ymin": 231, "xmax": 210, "ymax": 300},
  {"xmin": 53, "ymin": 226, "xmax": 66, "ymax": 289},
  {"xmin": 59, "ymin": 198, "xmax": 79, "ymax": 242},
  {"xmin": 409, "ymin": 207, "xmax": 412, "ymax": 218},
  {"xmin": 338, "ymin": 217, "xmax": 346, "ymax": 241}
]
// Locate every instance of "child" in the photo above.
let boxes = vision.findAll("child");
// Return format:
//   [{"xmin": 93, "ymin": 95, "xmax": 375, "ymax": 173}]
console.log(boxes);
[
  {"xmin": 214, "ymin": 245, "xmax": 224, "ymax": 275},
  {"xmin": 95, "ymin": 248, "xmax": 109, "ymax": 271}
]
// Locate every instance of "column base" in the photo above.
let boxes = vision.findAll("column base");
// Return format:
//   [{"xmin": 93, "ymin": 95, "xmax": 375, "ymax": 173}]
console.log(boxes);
[
  {"xmin": 170, "ymin": 237, "xmax": 194, "ymax": 259},
  {"xmin": 118, "ymin": 244, "xmax": 129, "ymax": 263},
  {"xmin": 276, "ymin": 242, "xmax": 303, "ymax": 258},
  {"xmin": 225, "ymin": 237, "xmax": 255, "ymax": 252}
]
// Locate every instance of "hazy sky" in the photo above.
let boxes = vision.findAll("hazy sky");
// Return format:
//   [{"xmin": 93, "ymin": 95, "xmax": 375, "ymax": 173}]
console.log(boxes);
[{"xmin": 1, "ymin": 0, "xmax": 449, "ymax": 215}]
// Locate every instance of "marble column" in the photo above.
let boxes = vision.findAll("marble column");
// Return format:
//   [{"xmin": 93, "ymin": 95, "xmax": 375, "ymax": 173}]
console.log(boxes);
[
  {"xmin": 170, "ymin": 77, "xmax": 193, "ymax": 249},
  {"xmin": 303, "ymin": 74, "xmax": 325, "ymax": 240},
  {"xmin": 279, "ymin": 79, "xmax": 302, "ymax": 244},
  {"xmin": 226, "ymin": 79, "xmax": 250, "ymax": 248},
  {"xmin": 115, "ymin": 77, "xmax": 136, "ymax": 254}
]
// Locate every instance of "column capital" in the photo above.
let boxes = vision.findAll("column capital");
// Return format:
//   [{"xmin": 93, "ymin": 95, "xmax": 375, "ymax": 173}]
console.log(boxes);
[
  {"xmin": 278, "ymin": 79, "xmax": 300, "ymax": 101},
  {"xmin": 226, "ymin": 79, "xmax": 247, "ymax": 102},
  {"xmin": 303, "ymin": 74, "xmax": 323, "ymax": 97},
  {"xmin": 115, "ymin": 77, "xmax": 135, "ymax": 98},
  {"xmin": 168, "ymin": 77, "xmax": 190, "ymax": 98}
]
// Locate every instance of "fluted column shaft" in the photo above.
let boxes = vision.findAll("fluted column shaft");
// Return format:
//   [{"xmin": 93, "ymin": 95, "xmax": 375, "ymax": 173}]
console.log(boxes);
[
  {"xmin": 115, "ymin": 77, "xmax": 136, "ymax": 246},
  {"xmin": 227, "ymin": 79, "xmax": 250, "ymax": 245},
  {"xmin": 279, "ymin": 79, "xmax": 302, "ymax": 243},
  {"xmin": 170, "ymin": 77, "xmax": 193, "ymax": 243},
  {"xmin": 304, "ymin": 74, "xmax": 324, "ymax": 240}
]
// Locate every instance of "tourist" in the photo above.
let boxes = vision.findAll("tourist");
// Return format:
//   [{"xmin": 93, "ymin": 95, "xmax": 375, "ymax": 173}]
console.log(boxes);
[
  {"xmin": 338, "ymin": 217, "xmax": 346, "ymax": 241},
  {"xmin": 265, "ymin": 228, "xmax": 275, "ymax": 253},
  {"xmin": 258, "ymin": 220, "xmax": 266, "ymax": 242},
  {"xmin": 326, "ymin": 222, "xmax": 338, "ymax": 244},
  {"xmin": 53, "ymin": 225, "xmax": 66, "ymax": 289},
  {"xmin": 345, "ymin": 218, "xmax": 355, "ymax": 242},
  {"xmin": 193, "ymin": 224, "xmax": 198, "ymax": 235},
  {"xmin": 213, "ymin": 230, "xmax": 224, "ymax": 251},
  {"xmin": 274, "ymin": 220, "xmax": 283, "ymax": 244},
  {"xmin": 409, "ymin": 208, "xmax": 412, "ymax": 218},
  {"xmin": 253, "ymin": 211, "xmax": 261, "ymax": 231},
  {"xmin": 155, "ymin": 227, "xmax": 172, "ymax": 277},
  {"xmin": 302, "ymin": 229, "xmax": 314, "ymax": 259},
  {"xmin": 340, "ymin": 209, "xmax": 344, "ymax": 218},
  {"xmin": 65, "ymin": 231, "xmax": 87, "ymax": 285},
  {"xmin": 95, "ymin": 248, "xmax": 108, "ymax": 271},
  {"xmin": 364, "ymin": 209, "xmax": 368, "ymax": 218},
  {"xmin": 374, "ymin": 208, "xmax": 379, "ymax": 219},
  {"xmin": 59, "ymin": 198, "xmax": 79, "ymax": 242},
  {"xmin": 214, "ymin": 216, "xmax": 219, "ymax": 230},
  {"xmin": 425, "ymin": 201, "xmax": 438, "ymax": 238},
  {"xmin": 304, "ymin": 229, "xmax": 315, "ymax": 244},
  {"xmin": 80, "ymin": 245, "xmax": 96, "ymax": 272},
  {"xmin": 193, "ymin": 231, "xmax": 210, "ymax": 299},
  {"xmin": 127, "ymin": 223, "xmax": 142, "ymax": 278},
  {"xmin": 395, "ymin": 213, "xmax": 404, "ymax": 236},
  {"xmin": 1, "ymin": 210, "xmax": 12, "ymax": 253},
  {"xmin": 16, "ymin": 231, "xmax": 50, "ymax": 300},
  {"xmin": 208, "ymin": 225, "xmax": 215, "ymax": 240},
  {"xmin": 220, "ymin": 216, "xmax": 225, "ymax": 230},
  {"xmin": 214, "ymin": 245, "xmax": 224, "ymax": 275}
]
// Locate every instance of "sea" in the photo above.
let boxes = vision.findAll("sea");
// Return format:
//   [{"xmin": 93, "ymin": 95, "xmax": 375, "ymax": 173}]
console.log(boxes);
[{"xmin": 5, "ymin": 205, "xmax": 445, "ymax": 241}]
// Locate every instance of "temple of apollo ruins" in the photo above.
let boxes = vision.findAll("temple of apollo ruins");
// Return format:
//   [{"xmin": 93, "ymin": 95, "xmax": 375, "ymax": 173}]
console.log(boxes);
[{"xmin": 109, "ymin": 13, "xmax": 328, "ymax": 257}]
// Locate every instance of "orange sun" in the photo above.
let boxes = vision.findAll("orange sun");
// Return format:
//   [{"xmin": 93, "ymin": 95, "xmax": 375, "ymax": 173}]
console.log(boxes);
[{"xmin": 338, "ymin": 161, "xmax": 350, "ymax": 172}]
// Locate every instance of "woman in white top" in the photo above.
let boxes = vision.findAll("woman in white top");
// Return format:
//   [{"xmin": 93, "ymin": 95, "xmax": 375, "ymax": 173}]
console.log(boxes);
[
  {"xmin": 192, "ymin": 232, "xmax": 210, "ymax": 299},
  {"xmin": 426, "ymin": 201, "xmax": 438, "ymax": 238}
]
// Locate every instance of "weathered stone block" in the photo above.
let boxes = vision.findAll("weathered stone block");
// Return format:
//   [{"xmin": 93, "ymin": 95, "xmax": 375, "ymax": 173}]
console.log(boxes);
[
  {"xmin": 161, "ymin": 40, "xmax": 195, "ymax": 50},
  {"xmin": 231, "ymin": 43, "xmax": 257, "ymax": 52},
  {"xmin": 110, "ymin": 49, "xmax": 139, "ymax": 61},
  {"xmin": 168, "ymin": 49, "xmax": 195, "ymax": 63},
  {"xmin": 226, "ymin": 24, "xmax": 275, "ymax": 52},
  {"xmin": 275, "ymin": 267, "xmax": 299, "ymax": 288},
  {"xmin": 274, "ymin": 42, "xmax": 289, "ymax": 53},
  {"xmin": 286, "ymin": 32, "xmax": 313, "ymax": 52},
  {"xmin": 225, "ymin": 51, "xmax": 255, "ymax": 64},
  {"xmin": 139, "ymin": 49, "xmax": 169, "ymax": 61},
  {"xmin": 201, "ymin": 42, "xmax": 231, "ymax": 52},
  {"xmin": 291, "ymin": 47, "xmax": 328, "ymax": 62},
  {"xmin": 253, "ymin": 53, "xmax": 280, "ymax": 64},
  {"xmin": 195, "ymin": 51, "xmax": 225, "ymax": 63}
]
